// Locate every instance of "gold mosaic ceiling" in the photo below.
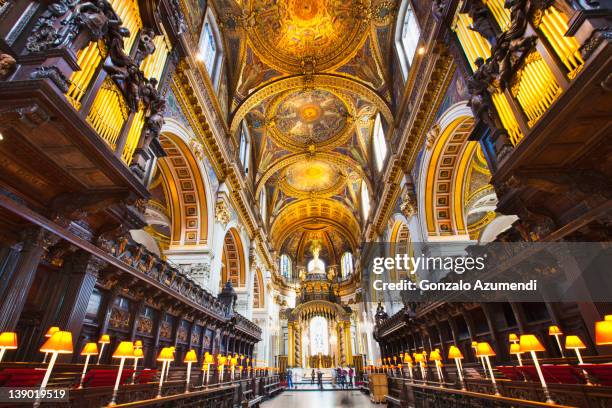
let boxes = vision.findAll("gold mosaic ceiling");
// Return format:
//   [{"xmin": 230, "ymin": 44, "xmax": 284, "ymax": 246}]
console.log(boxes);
[
  {"xmin": 280, "ymin": 159, "xmax": 346, "ymax": 197},
  {"xmin": 247, "ymin": 0, "xmax": 370, "ymax": 73}
]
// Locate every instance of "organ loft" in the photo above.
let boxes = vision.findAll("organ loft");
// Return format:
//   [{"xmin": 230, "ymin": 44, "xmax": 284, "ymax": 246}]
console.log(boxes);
[{"xmin": 0, "ymin": 0, "xmax": 610, "ymax": 407}]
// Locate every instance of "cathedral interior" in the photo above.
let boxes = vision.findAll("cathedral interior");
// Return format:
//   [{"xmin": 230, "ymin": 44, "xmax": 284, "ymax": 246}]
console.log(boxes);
[{"xmin": 0, "ymin": 0, "xmax": 610, "ymax": 407}]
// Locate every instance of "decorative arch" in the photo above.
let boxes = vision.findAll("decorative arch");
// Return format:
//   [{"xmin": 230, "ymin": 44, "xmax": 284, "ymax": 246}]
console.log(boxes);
[
  {"xmin": 270, "ymin": 198, "xmax": 361, "ymax": 251},
  {"xmin": 389, "ymin": 220, "xmax": 414, "ymax": 281},
  {"xmin": 230, "ymin": 74, "xmax": 394, "ymax": 136},
  {"xmin": 253, "ymin": 268, "xmax": 264, "ymax": 309},
  {"xmin": 419, "ymin": 102, "xmax": 497, "ymax": 238},
  {"xmin": 221, "ymin": 227, "xmax": 246, "ymax": 287},
  {"xmin": 157, "ymin": 132, "xmax": 209, "ymax": 247},
  {"xmin": 255, "ymin": 151, "xmax": 372, "ymax": 198}
]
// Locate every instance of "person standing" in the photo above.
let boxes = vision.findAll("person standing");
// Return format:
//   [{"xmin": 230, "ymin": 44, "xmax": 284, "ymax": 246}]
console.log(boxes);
[
  {"xmin": 317, "ymin": 369, "xmax": 323, "ymax": 389},
  {"xmin": 287, "ymin": 368, "xmax": 293, "ymax": 389},
  {"xmin": 348, "ymin": 366, "xmax": 354, "ymax": 387},
  {"xmin": 311, "ymin": 369, "xmax": 315, "ymax": 385}
]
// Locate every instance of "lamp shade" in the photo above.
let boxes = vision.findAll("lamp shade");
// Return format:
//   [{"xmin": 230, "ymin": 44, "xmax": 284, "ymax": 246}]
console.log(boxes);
[
  {"xmin": 112, "ymin": 341, "xmax": 135, "ymax": 358},
  {"xmin": 403, "ymin": 354, "xmax": 412, "ymax": 364},
  {"xmin": 548, "ymin": 325, "xmax": 562, "ymax": 335},
  {"xmin": 508, "ymin": 333, "xmax": 519, "ymax": 343},
  {"xmin": 218, "ymin": 355, "xmax": 227, "ymax": 365},
  {"xmin": 40, "ymin": 331, "xmax": 73, "ymax": 354},
  {"xmin": 413, "ymin": 353, "xmax": 423, "ymax": 363},
  {"xmin": 134, "ymin": 340, "xmax": 143, "ymax": 348},
  {"xmin": 448, "ymin": 346, "xmax": 463, "ymax": 359},
  {"xmin": 605, "ymin": 315, "xmax": 612, "ymax": 321},
  {"xmin": 595, "ymin": 320, "xmax": 612, "ymax": 345},
  {"xmin": 476, "ymin": 342, "xmax": 496, "ymax": 357},
  {"xmin": 133, "ymin": 348, "xmax": 144, "ymax": 359},
  {"xmin": 184, "ymin": 350, "xmax": 197, "ymax": 363},
  {"xmin": 98, "ymin": 334, "xmax": 110, "ymax": 344},
  {"xmin": 509, "ymin": 343, "xmax": 522, "ymax": 355},
  {"xmin": 157, "ymin": 347, "xmax": 174, "ymax": 361},
  {"xmin": 564, "ymin": 335, "xmax": 586, "ymax": 350},
  {"xmin": 80, "ymin": 342, "xmax": 99, "ymax": 356},
  {"xmin": 429, "ymin": 350, "xmax": 442, "ymax": 361},
  {"xmin": 519, "ymin": 335, "xmax": 545, "ymax": 353},
  {"xmin": 204, "ymin": 352, "xmax": 214, "ymax": 364},
  {"xmin": 471, "ymin": 341, "xmax": 478, "ymax": 347},
  {"xmin": 0, "ymin": 332, "xmax": 18, "ymax": 349},
  {"xmin": 45, "ymin": 327, "xmax": 60, "ymax": 338}
]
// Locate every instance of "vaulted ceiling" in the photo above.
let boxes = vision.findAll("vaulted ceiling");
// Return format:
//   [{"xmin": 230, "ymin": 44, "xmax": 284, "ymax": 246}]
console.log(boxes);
[{"xmin": 215, "ymin": 0, "xmax": 400, "ymax": 265}]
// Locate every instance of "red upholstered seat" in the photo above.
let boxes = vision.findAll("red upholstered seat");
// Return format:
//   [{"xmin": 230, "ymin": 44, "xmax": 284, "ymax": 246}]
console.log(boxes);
[
  {"xmin": 135, "ymin": 369, "xmax": 157, "ymax": 384},
  {"xmin": 541, "ymin": 365, "xmax": 585, "ymax": 384},
  {"xmin": 516, "ymin": 366, "xmax": 540, "ymax": 382},
  {"xmin": 496, "ymin": 366, "xmax": 524, "ymax": 381},
  {"xmin": 579, "ymin": 364, "xmax": 612, "ymax": 386},
  {"xmin": 0, "ymin": 368, "xmax": 46, "ymax": 387},
  {"xmin": 81, "ymin": 368, "xmax": 135, "ymax": 388}
]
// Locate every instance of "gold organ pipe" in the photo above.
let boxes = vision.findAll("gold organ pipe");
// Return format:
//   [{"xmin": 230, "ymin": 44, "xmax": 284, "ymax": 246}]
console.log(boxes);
[
  {"xmin": 513, "ymin": 52, "xmax": 560, "ymax": 126},
  {"xmin": 539, "ymin": 7, "xmax": 583, "ymax": 78},
  {"xmin": 491, "ymin": 92, "xmax": 523, "ymax": 145},
  {"xmin": 120, "ymin": 34, "xmax": 171, "ymax": 163},
  {"xmin": 86, "ymin": 79, "xmax": 128, "ymax": 148},
  {"xmin": 483, "ymin": 0, "xmax": 511, "ymax": 30}
]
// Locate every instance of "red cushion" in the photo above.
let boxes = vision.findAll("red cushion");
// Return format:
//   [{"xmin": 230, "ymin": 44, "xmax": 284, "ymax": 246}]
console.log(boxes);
[
  {"xmin": 579, "ymin": 364, "xmax": 612, "ymax": 386},
  {"xmin": 497, "ymin": 366, "xmax": 524, "ymax": 381}
]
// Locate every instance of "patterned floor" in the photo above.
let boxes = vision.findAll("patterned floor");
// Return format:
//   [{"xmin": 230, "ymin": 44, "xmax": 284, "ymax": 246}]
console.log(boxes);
[{"xmin": 261, "ymin": 390, "xmax": 377, "ymax": 407}]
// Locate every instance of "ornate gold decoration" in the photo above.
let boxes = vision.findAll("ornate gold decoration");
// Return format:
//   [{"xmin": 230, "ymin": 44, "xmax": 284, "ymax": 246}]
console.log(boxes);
[
  {"xmin": 255, "ymin": 151, "xmax": 369, "ymax": 197},
  {"xmin": 266, "ymin": 88, "xmax": 355, "ymax": 151},
  {"xmin": 270, "ymin": 198, "xmax": 360, "ymax": 250},
  {"xmin": 400, "ymin": 189, "xmax": 417, "ymax": 219},
  {"xmin": 245, "ymin": 0, "xmax": 370, "ymax": 73},
  {"xmin": 279, "ymin": 159, "xmax": 346, "ymax": 198},
  {"xmin": 230, "ymin": 74, "xmax": 393, "ymax": 136},
  {"xmin": 215, "ymin": 200, "xmax": 231, "ymax": 225}
]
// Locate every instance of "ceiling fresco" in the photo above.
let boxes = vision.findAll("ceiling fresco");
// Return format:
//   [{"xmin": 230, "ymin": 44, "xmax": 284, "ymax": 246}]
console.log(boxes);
[
  {"xmin": 246, "ymin": 0, "xmax": 370, "ymax": 73},
  {"xmin": 213, "ymin": 0, "xmax": 399, "ymax": 265},
  {"xmin": 268, "ymin": 89, "xmax": 353, "ymax": 150}
]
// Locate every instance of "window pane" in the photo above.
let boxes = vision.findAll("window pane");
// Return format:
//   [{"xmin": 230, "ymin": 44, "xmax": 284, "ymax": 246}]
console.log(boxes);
[
  {"xmin": 401, "ymin": 7, "xmax": 420, "ymax": 66},
  {"xmin": 373, "ymin": 113, "xmax": 387, "ymax": 171},
  {"xmin": 361, "ymin": 181, "xmax": 370, "ymax": 221}
]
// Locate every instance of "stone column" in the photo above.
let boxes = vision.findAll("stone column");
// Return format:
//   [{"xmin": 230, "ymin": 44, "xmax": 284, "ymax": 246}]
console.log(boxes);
[
  {"xmin": 344, "ymin": 321, "xmax": 353, "ymax": 365},
  {"xmin": 0, "ymin": 228, "xmax": 55, "ymax": 332}
]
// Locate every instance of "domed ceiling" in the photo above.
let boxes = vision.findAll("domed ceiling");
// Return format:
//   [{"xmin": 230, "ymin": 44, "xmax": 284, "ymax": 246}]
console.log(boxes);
[
  {"xmin": 268, "ymin": 89, "xmax": 353, "ymax": 150},
  {"xmin": 280, "ymin": 159, "xmax": 346, "ymax": 197},
  {"xmin": 247, "ymin": 0, "xmax": 370, "ymax": 73},
  {"xmin": 214, "ymin": 0, "xmax": 399, "ymax": 268}
]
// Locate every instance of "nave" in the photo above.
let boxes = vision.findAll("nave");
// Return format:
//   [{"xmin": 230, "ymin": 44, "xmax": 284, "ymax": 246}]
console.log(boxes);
[{"xmin": 261, "ymin": 390, "xmax": 376, "ymax": 408}]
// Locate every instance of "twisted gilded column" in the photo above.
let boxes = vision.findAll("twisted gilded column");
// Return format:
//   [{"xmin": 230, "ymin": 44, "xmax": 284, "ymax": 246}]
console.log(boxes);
[
  {"xmin": 338, "ymin": 323, "xmax": 346, "ymax": 366},
  {"xmin": 343, "ymin": 321, "xmax": 353, "ymax": 365},
  {"xmin": 288, "ymin": 323, "xmax": 294, "ymax": 366},
  {"xmin": 294, "ymin": 323, "xmax": 301, "ymax": 368}
]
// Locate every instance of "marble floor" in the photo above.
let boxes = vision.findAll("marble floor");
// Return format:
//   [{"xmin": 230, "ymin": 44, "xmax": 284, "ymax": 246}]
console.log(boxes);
[{"xmin": 261, "ymin": 390, "xmax": 378, "ymax": 408}]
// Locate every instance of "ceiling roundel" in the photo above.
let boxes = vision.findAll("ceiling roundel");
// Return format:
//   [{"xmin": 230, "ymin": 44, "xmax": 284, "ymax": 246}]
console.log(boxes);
[
  {"xmin": 247, "ymin": 0, "xmax": 370, "ymax": 73},
  {"xmin": 268, "ymin": 89, "xmax": 354, "ymax": 151},
  {"xmin": 280, "ymin": 159, "xmax": 346, "ymax": 197}
]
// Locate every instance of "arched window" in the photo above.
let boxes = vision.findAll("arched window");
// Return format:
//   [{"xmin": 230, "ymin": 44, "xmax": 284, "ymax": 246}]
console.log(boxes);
[
  {"xmin": 361, "ymin": 180, "xmax": 370, "ymax": 221},
  {"xmin": 239, "ymin": 122, "xmax": 250, "ymax": 174},
  {"xmin": 373, "ymin": 113, "xmax": 387, "ymax": 171},
  {"xmin": 341, "ymin": 252, "xmax": 354, "ymax": 279},
  {"xmin": 395, "ymin": 1, "xmax": 420, "ymax": 81},
  {"xmin": 259, "ymin": 189, "xmax": 266, "ymax": 224},
  {"xmin": 280, "ymin": 254, "xmax": 292, "ymax": 278},
  {"xmin": 198, "ymin": 11, "xmax": 223, "ymax": 89}
]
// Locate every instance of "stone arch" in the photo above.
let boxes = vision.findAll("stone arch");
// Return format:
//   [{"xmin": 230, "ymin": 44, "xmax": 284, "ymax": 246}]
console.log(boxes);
[
  {"xmin": 156, "ymin": 131, "xmax": 209, "ymax": 247},
  {"xmin": 418, "ymin": 102, "xmax": 497, "ymax": 239},
  {"xmin": 221, "ymin": 227, "xmax": 246, "ymax": 287},
  {"xmin": 389, "ymin": 220, "xmax": 414, "ymax": 281},
  {"xmin": 253, "ymin": 268, "xmax": 264, "ymax": 309}
]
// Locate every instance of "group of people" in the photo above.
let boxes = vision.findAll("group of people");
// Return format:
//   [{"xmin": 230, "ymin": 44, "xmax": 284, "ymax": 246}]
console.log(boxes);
[
  {"xmin": 334, "ymin": 366, "xmax": 355, "ymax": 389},
  {"xmin": 285, "ymin": 367, "xmax": 355, "ymax": 389}
]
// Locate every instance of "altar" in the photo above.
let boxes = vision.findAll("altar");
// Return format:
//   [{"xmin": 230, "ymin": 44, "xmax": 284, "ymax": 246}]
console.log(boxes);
[{"xmin": 291, "ymin": 367, "xmax": 336, "ymax": 382}]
